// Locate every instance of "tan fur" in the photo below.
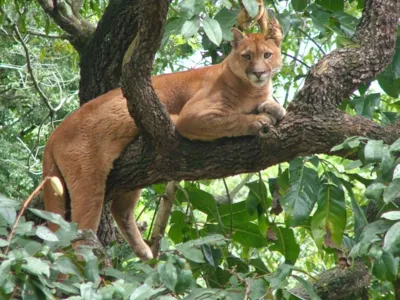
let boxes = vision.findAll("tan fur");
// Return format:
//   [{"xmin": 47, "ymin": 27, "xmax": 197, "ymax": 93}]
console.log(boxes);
[{"xmin": 43, "ymin": 25, "xmax": 285, "ymax": 260}]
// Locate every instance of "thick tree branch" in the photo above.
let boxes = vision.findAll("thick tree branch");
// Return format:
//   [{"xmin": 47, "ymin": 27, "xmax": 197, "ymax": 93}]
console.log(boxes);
[
  {"xmin": 107, "ymin": 112, "xmax": 400, "ymax": 195},
  {"xmin": 36, "ymin": 0, "xmax": 95, "ymax": 52},
  {"xmin": 121, "ymin": 0, "xmax": 175, "ymax": 148},
  {"xmin": 292, "ymin": 0, "xmax": 399, "ymax": 110}
]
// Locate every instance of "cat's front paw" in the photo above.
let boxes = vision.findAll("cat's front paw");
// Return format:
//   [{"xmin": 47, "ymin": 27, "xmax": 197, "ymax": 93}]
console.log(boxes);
[
  {"xmin": 258, "ymin": 100, "xmax": 286, "ymax": 121},
  {"xmin": 249, "ymin": 114, "xmax": 275, "ymax": 134}
]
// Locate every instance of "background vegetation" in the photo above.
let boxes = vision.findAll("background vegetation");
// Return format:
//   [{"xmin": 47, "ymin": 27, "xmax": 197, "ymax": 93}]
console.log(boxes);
[{"xmin": 0, "ymin": 0, "xmax": 399, "ymax": 298}]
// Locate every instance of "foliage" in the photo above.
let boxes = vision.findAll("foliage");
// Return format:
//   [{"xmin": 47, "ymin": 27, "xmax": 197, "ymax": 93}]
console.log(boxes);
[{"xmin": 0, "ymin": 0, "xmax": 400, "ymax": 298}]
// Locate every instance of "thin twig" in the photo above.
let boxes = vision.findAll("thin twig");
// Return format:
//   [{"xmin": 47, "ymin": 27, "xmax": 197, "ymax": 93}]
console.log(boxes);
[
  {"xmin": 0, "ymin": 7, "xmax": 56, "ymax": 115},
  {"xmin": 26, "ymin": 29, "xmax": 64, "ymax": 39},
  {"xmin": 228, "ymin": 267, "xmax": 252, "ymax": 300},
  {"xmin": 5, "ymin": 177, "xmax": 50, "ymax": 255},
  {"xmin": 282, "ymin": 51, "xmax": 310, "ymax": 68},
  {"xmin": 222, "ymin": 178, "xmax": 233, "ymax": 236},
  {"xmin": 146, "ymin": 196, "xmax": 161, "ymax": 240},
  {"xmin": 297, "ymin": 27, "xmax": 326, "ymax": 55}
]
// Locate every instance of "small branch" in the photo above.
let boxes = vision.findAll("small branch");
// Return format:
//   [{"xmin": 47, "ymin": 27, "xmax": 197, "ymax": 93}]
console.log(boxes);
[
  {"xmin": 13, "ymin": 25, "xmax": 55, "ymax": 115},
  {"xmin": 282, "ymin": 51, "xmax": 310, "ymax": 68},
  {"xmin": 0, "ymin": 8, "xmax": 56, "ymax": 115},
  {"xmin": 228, "ymin": 267, "xmax": 252, "ymax": 300},
  {"xmin": 296, "ymin": 27, "xmax": 326, "ymax": 55},
  {"xmin": 26, "ymin": 29, "xmax": 68, "ymax": 39},
  {"xmin": 150, "ymin": 181, "xmax": 177, "ymax": 257},
  {"xmin": 36, "ymin": 0, "xmax": 95, "ymax": 52},
  {"xmin": 222, "ymin": 178, "xmax": 233, "ymax": 235},
  {"xmin": 5, "ymin": 177, "xmax": 51, "ymax": 255}
]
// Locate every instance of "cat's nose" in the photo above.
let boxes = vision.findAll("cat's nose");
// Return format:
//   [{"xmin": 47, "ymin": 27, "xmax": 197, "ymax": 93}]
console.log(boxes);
[{"xmin": 253, "ymin": 71, "xmax": 266, "ymax": 79}]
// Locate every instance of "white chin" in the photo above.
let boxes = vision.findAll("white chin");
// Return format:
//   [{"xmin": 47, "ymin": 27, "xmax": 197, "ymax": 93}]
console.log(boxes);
[{"xmin": 250, "ymin": 80, "xmax": 268, "ymax": 88}]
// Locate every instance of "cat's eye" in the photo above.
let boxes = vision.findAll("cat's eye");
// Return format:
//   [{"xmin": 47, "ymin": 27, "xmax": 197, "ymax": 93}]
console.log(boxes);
[
  {"xmin": 264, "ymin": 52, "xmax": 272, "ymax": 59},
  {"xmin": 242, "ymin": 54, "xmax": 251, "ymax": 60}
]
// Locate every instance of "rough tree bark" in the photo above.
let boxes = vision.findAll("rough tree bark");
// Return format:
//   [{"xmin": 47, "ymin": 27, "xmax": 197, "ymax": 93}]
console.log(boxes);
[{"xmin": 37, "ymin": 0, "xmax": 400, "ymax": 298}]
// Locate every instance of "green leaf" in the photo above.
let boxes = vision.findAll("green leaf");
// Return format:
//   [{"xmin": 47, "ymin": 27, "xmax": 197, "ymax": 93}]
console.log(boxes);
[
  {"xmin": 159, "ymin": 262, "xmax": 178, "ymax": 291},
  {"xmin": 0, "ymin": 207, "xmax": 16, "ymax": 225},
  {"xmin": 175, "ymin": 268, "xmax": 193, "ymax": 294},
  {"xmin": 281, "ymin": 163, "xmax": 319, "ymax": 226},
  {"xmin": 392, "ymin": 38, "xmax": 400, "ymax": 79},
  {"xmin": 36, "ymin": 225, "xmax": 59, "ymax": 242},
  {"xmin": 249, "ymin": 258, "xmax": 269, "ymax": 274},
  {"xmin": 342, "ymin": 181, "xmax": 367, "ymax": 240},
  {"xmin": 381, "ymin": 112, "xmax": 400, "ymax": 126},
  {"xmin": 22, "ymin": 257, "xmax": 50, "ymax": 277},
  {"xmin": 212, "ymin": 199, "xmax": 255, "ymax": 226},
  {"xmin": 181, "ymin": 18, "xmax": 200, "ymax": 38},
  {"xmin": 0, "ymin": 238, "xmax": 8, "ymax": 247},
  {"xmin": 232, "ymin": 222, "xmax": 268, "ymax": 248},
  {"xmin": 315, "ymin": 0, "xmax": 344, "ymax": 11},
  {"xmin": 248, "ymin": 279, "xmax": 267, "ymax": 299},
  {"xmin": 383, "ymin": 221, "xmax": 400, "ymax": 255},
  {"xmin": 292, "ymin": 275, "xmax": 321, "ymax": 300},
  {"xmin": 291, "ymin": 0, "xmax": 308, "ymax": 11},
  {"xmin": 380, "ymin": 146, "xmax": 395, "ymax": 181},
  {"xmin": 187, "ymin": 188, "xmax": 220, "ymax": 222},
  {"xmin": 29, "ymin": 208, "xmax": 71, "ymax": 231},
  {"xmin": 382, "ymin": 211, "xmax": 400, "ymax": 221},
  {"xmin": 22, "ymin": 280, "xmax": 41, "ymax": 300},
  {"xmin": 53, "ymin": 282, "xmax": 80, "ymax": 295},
  {"xmin": 179, "ymin": 0, "xmax": 204, "ymax": 18},
  {"xmin": 203, "ymin": 17, "xmax": 223, "ymax": 46},
  {"xmin": 371, "ymin": 248, "xmax": 399, "ymax": 281},
  {"xmin": 270, "ymin": 226, "xmax": 300, "ymax": 264},
  {"xmin": 311, "ymin": 176, "xmax": 346, "ymax": 248},
  {"xmin": 378, "ymin": 68, "xmax": 400, "ymax": 98},
  {"xmin": 331, "ymin": 136, "xmax": 367, "ymax": 152},
  {"xmin": 365, "ymin": 182, "xmax": 386, "ymax": 201},
  {"xmin": 383, "ymin": 179, "xmax": 400, "ymax": 203},
  {"xmin": 0, "ymin": 260, "xmax": 12, "ymax": 289},
  {"xmin": 350, "ymin": 93, "xmax": 380, "ymax": 120},
  {"xmin": 129, "ymin": 284, "xmax": 165, "ymax": 300},
  {"xmin": 214, "ymin": 8, "xmax": 237, "ymax": 41},
  {"xmin": 76, "ymin": 248, "xmax": 100, "ymax": 283},
  {"xmin": 246, "ymin": 179, "xmax": 269, "ymax": 217},
  {"xmin": 364, "ymin": 140, "xmax": 384, "ymax": 163},
  {"xmin": 390, "ymin": 138, "xmax": 400, "ymax": 152},
  {"xmin": 0, "ymin": 194, "xmax": 20, "ymax": 208},
  {"xmin": 393, "ymin": 164, "xmax": 400, "ymax": 179},
  {"xmin": 242, "ymin": 0, "xmax": 259, "ymax": 18},
  {"xmin": 176, "ymin": 244, "xmax": 205, "ymax": 263},
  {"xmin": 265, "ymin": 263, "xmax": 292, "ymax": 289},
  {"xmin": 80, "ymin": 282, "xmax": 101, "ymax": 300},
  {"xmin": 53, "ymin": 256, "xmax": 82, "ymax": 278}
]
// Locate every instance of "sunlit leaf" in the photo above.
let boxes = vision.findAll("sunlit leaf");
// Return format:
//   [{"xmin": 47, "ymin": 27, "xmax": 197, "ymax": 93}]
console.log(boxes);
[
  {"xmin": 281, "ymin": 160, "xmax": 319, "ymax": 227},
  {"xmin": 311, "ymin": 176, "xmax": 346, "ymax": 248},
  {"xmin": 181, "ymin": 18, "xmax": 200, "ymax": 38},
  {"xmin": 241, "ymin": 0, "xmax": 259, "ymax": 18},
  {"xmin": 383, "ymin": 221, "xmax": 400, "ymax": 255},
  {"xmin": 203, "ymin": 17, "xmax": 223, "ymax": 46}
]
